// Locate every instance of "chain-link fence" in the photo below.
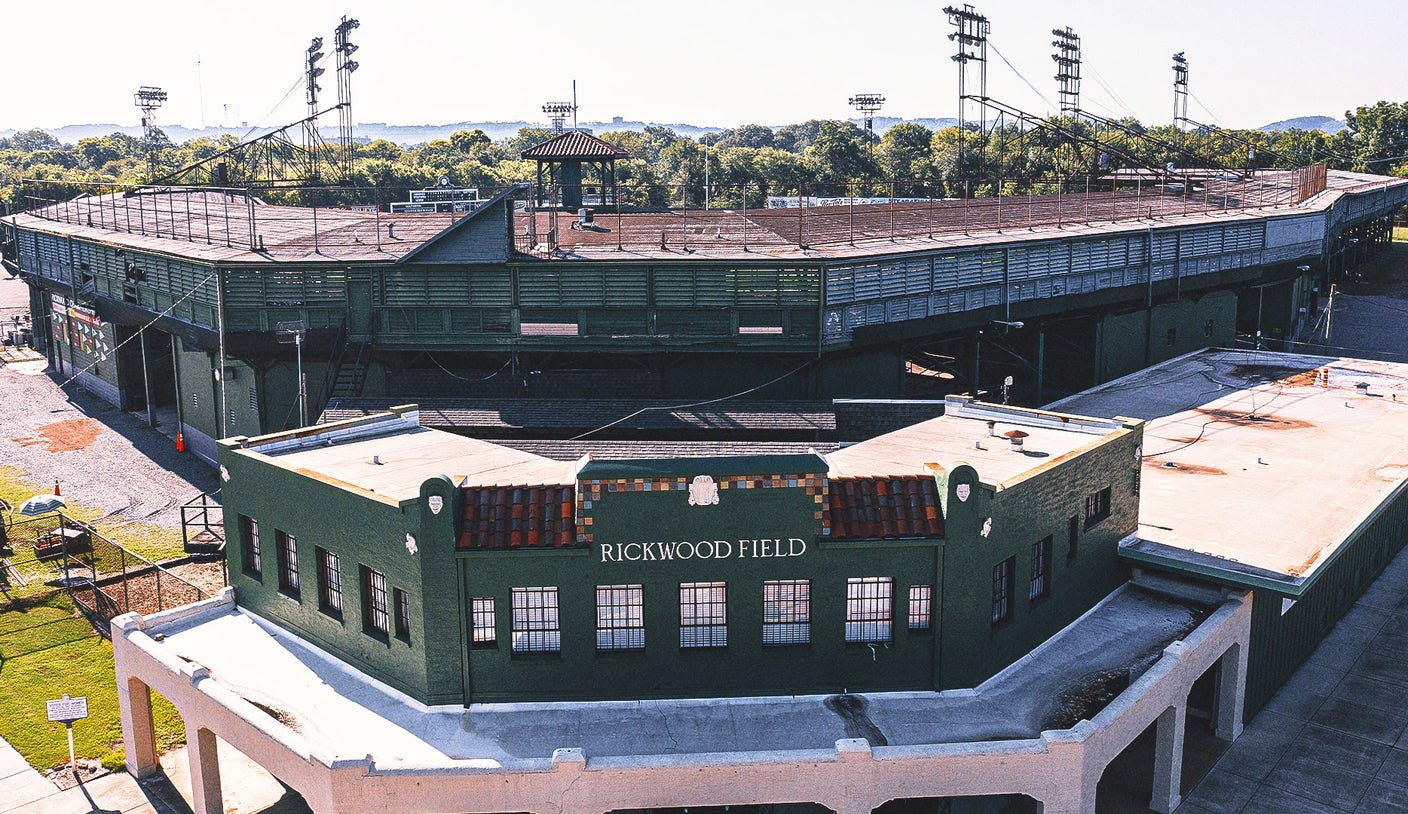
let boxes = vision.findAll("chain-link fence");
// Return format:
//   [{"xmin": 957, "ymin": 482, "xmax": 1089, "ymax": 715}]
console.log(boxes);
[{"xmin": 1, "ymin": 511, "xmax": 209, "ymax": 621}]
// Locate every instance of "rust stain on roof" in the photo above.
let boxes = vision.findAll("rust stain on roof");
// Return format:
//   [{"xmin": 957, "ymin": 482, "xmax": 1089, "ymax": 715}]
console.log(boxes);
[
  {"xmin": 1193, "ymin": 408, "xmax": 1314, "ymax": 430},
  {"xmin": 1143, "ymin": 459, "xmax": 1226, "ymax": 476}
]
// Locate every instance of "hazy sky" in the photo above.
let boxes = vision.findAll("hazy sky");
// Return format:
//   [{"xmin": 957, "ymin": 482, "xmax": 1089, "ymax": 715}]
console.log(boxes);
[{"xmin": 4, "ymin": 0, "xmax": 1402, "ymax": 134}]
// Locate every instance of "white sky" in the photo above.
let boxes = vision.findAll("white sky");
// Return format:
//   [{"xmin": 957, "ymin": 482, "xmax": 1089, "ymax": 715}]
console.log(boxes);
[{"xmin": 3, "ymin": 0, "xmax": 1401, "ymax": 133}]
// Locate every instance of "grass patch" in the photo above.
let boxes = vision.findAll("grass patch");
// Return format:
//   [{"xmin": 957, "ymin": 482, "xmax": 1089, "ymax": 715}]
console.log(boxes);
[
  {"xmin": 2, "ymin": 464, "xmax": 186, "ymax": 569},
  {"xmin": 1393, "ymin": 225, "xmax": 1408, "ymax": 242},
  {"xmin": 0, "ymin": 593, "xmax": 183, "ymax": 770}
]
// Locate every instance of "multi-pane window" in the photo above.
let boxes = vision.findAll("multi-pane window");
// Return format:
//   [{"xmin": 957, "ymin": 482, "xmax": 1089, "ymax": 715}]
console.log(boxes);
[
  {"xmin": 393, "ymin": 588, "xmax": 411, "ymax": 640},
  {"xmin": 471, "ymin": 597, "xmax": 496, "ymax": 646},
  {"xmin": 1029, "ymin": 536, "xmax": 1052, "ymax": 601},
  {"xmin": 907, "ymin": 585, "xmax": 933, "ymax": 631},
  {"xmin": 595, "ymin": 584, "xmax": 645, "ymax": 651},
  {"xmin": 511, "ymin": 587, "xmax": 561, "ymax": 653},
  {"xmin": 239, "ymin": 515, "xmax": 261, "ymax": 577},
  {"xmin": 762, "ymin": 579, "xmax": 811, "ymax": 646},
  {"xmin": 1084, "ymin": 486, "xmax": 1112, "ymax": 528},
  {"xmin": 845, "ymin": 577, "xmax": 893, "ymax": 643},
  {"xmin": 316, "ymin": 547, "xmax": 342, "ymax": 615},
  {"xmin": 361, "ymin": 566, "xmax": 389, "ymax": 634},
  {"xmin": 992, "ymin": 557, "xmax": 1015, "ymax": 624},
  {"xmin": 276, "ymin": 530, "xmax": 299, "ymax": 597},
  {"xmin": 679, "ymin": 582, "xmax": 728, "ymax": 648}
]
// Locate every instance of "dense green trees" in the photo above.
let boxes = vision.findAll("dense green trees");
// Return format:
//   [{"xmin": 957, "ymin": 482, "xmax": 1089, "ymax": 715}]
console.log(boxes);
[{"xmin": 3, "ymin": 99, "xmax": 1406, "ymax": 208}]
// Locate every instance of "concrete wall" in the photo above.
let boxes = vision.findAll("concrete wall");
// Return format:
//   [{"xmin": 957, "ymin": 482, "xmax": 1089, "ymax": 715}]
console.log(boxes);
[
  {"xmin": 1096, "ymin": 293, "xmax": 1237, "ymax": 384},
  {"xmin": 112, "ymin": 587, "xmax": 1253, "ymax": 814}
]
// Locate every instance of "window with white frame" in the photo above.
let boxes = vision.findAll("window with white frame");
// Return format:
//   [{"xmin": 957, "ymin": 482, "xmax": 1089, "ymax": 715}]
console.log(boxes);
[
  {"xmin": 679, "ymin": 582, "xmax": 728, "ymax": 648},
  {"xmin": 845, "ymin": 577, "xmax": 893, "ymax": 643},
  {"xmin": 511, "ymin": 587, "xmax": 561, "ymax": 653},
  {"xmin": 595, "ymin": 584, "xmax": 645, "ymax": 651},
  {"xmin": 762, "ymin": 579, "xmax": 810, "ymax": 645},
  {"xmin": 907, "ymin": 584, "xmax": 933, "ymax": 630}
]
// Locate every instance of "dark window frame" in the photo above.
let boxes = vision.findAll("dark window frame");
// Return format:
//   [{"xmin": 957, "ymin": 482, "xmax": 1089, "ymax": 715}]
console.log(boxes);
[
  {"xmin": 908, "ymin": 584, "xmax": 933, "ymax": 631},
  {"xmin": 1084, "ymin": 486, "xmax": 1112, "ymax": 529},
  {"xmin": 679, "ymin": 581, "xmax": 728, "ymax": 649},
  {"xmin": 511, "ymin": 586, "xmax": 561, "ymax": 653},
  {"xmin": 762, "ymin": 579, "xmax": 811, "ymax": 646},
  {"xmin": 361, "ymin": 566, "xmax": 389, "ymax": 635},
  {"xmin": 992, "ymin": 557, "xmax": 1015, "ymax": 625},
  {"xmin": 595, "ymin": 584, "xmax": 645, "ymax": 651},
  {"xmin": 1067, "ymin": 514, "xmax": 1079, "ymax": 561},
  {"xmin": 316, "ymin": 546, "xmax": 343, "ymax": 617},
  {"xmin": 393, "ymin": 587, "xmax": 411, "ymax": 641},
  {"xmin": 470, "ymin": 596, "xmax": 496, "ymax": 647},
  {"xmin": 239, "ymin": 515, "xmax": 261, "ymax": 578},
  {"xmin": 275, "ymin": 530, "xmax": 299, "ymax": 598},
  {"xmin": 1029, "ymin": 536, "xmax": 1052, "ymax": 601},
  {"xmin": 845, "ymin": 576, "xmax": 894, "ymax": 644}
]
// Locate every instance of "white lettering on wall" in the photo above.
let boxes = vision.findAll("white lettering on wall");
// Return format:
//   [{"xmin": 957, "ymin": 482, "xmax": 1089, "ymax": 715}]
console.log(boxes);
[{"xmin": 598, "ymin": 538, "xmax": 807, "ymax": 564}]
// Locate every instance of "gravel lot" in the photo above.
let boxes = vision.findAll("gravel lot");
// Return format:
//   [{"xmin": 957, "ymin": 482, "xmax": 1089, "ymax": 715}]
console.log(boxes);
[{"xmin": 0, "ymin": 274, "xmax": 217, "ymax": 531}]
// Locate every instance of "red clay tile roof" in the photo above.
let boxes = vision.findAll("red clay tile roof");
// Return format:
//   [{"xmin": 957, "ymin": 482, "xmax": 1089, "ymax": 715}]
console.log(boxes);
[
  {"xmin": 458, "ymin": 485, "xmax": 578, "ymax": 549},
  {"xmin": 828, "ymin": 476, "xmax": 944, "ymax": 540},
  {"xmin": 520, "ymin": 131, "xmax": 630, "ymax": 160}
]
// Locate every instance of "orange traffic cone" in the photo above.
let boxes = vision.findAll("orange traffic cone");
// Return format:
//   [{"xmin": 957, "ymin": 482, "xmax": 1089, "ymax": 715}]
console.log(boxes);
[
  {"xmin": 176, "ymin": 430, "xmax": 186, "ymax": 453},
  {"xmin": 53, "ymin": 480, "xmax": 60, "ymax": 496}
]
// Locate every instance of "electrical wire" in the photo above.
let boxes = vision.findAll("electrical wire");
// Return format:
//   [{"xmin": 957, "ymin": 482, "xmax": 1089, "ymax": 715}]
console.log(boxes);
[
  {"xmin": 1086, "ymin": 67, "xmax": 1134, "ymax": 119},
  {"xmin": 51, "ymin": 271, "xmax": 217, "ymax": 390},
  {"xmin": 989, "ymin": 41, "xmax": 1058, "ymax": 114},
  {"xmin": 568, "ymin": 361, "xmax": 812, "ymax": 441},
  {"xmin": 426, "ymin": 354, "xmax": 511, "ymax": 382}
]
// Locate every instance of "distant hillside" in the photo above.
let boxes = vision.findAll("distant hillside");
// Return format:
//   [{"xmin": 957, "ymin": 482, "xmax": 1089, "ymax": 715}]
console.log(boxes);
[{"xmin": 1259, "ymin": 115, "xmax": 1346, "ymax": 134}]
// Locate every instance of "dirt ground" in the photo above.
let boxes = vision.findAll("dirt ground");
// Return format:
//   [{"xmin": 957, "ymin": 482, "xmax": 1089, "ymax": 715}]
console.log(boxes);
[{"xmin": 0, "ymin": 274, "xmax": 218, "ymax": 531}]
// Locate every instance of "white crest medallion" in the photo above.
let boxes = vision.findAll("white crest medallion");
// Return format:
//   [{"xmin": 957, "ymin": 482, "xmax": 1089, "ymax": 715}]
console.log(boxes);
[
  {"xmin": 688, "ymin": 475, "xmax": 720, "ymax": 506},
  {"xmin": 956, "ymin": 483, "xmax": 971, "ymax": 502},
  {"xmin": 428, "ymin": 495, "xmax": 444, "ymax": 515}
]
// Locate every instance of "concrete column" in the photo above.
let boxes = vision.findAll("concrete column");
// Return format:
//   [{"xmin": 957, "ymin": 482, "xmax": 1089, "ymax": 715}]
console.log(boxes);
[
  {"xmin": 185, "ymin": 724, "xmax": 224, "ymax": 814},
  {"xmin": 117, "ymin": 676, "xmax": 159, "ymax": 778},
  {"xmin": 1150, "ymin": 704, "xmax": 1186, "ymax": 814},
  {"xmin": 1216, "ymin": 641, "xmax": 1248, "ymax": 741}
]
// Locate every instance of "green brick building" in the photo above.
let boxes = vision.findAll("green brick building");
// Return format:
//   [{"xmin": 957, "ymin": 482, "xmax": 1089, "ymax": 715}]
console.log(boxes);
[{"xmin": 218, "ymin": 397, "xmax": 1142, "ymax": 705}]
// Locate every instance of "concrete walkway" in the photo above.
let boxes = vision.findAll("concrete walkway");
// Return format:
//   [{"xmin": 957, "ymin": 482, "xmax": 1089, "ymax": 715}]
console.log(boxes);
[
  {"xmin": 1175, "ymin": 547, "xmax": 1408, "ymax": 813},
  {"xmin": 0, "ymin": 736, "xmax": 306, "ymax": 814}
]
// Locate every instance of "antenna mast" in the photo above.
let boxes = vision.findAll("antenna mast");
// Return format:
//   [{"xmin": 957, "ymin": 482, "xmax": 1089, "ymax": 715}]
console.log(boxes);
[
  {"xmin": 335, "ymin": 16, "xmax": 360, "ymax": 183},
  {"xmin": 134, "ymin": 86, "xmax": 168, "ymax": 180}
]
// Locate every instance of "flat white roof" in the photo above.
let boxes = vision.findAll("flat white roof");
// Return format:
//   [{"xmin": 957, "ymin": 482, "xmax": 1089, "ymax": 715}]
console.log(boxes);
[
  {"xmin": 237, "ymin": 410, "xmax": 573, "ymax": 501},
  {"xmin": 1049, "ymin": 349, "xmax": 1408, "ymax": 590},
  {"xmin": 826, "ymin": 396, "xmax": 1129, "ymax": 484}
]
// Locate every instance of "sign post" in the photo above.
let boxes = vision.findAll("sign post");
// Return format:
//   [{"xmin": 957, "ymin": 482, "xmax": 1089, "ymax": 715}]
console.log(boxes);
[{"xmin": 45, "ymin": 694, "xmax": 89, "ymax": 775}]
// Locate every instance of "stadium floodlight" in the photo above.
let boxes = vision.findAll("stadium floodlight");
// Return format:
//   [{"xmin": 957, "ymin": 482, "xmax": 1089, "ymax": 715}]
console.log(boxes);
[
  {"xmin": 849, "ymin": 93, "xmax": 885, "ymax": 180},
  {"xmin": 543, "ymin": 101, "xmax": 576, "ymax": 134}
]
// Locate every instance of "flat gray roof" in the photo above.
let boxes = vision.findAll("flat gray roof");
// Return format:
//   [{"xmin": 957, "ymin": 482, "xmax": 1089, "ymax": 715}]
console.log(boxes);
[
  {"xmin": 826, "ymin": 396, "xmax": 1130, "ymax": 485},
  {"xmin": 150, "ymin": 585, "xmax": 1209, "ymax": 765},
  {"xmin": 1049, "ymin": 349, "xmax": 1408, "ymax": 591}
]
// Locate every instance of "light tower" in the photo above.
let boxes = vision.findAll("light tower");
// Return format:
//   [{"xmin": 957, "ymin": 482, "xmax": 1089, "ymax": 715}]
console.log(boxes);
[
  {"xmin": 305, "ymin": 37, "xmax": 327, "ymax": 181},
  {"xmin": 944, "ymin": 4, "xmax": 990, "ymax": 180},
  {"xmin": 543, "ymin": 102, "xmax": 575, "ymax": 134},
  {"xmin": 134, "ymin": 86, "xmax": 168, "ymax": 180},
  {"xmin": 1052, "ymin": 27, "xmax": 1081, "ymax": 116},
  {"xmin": 334, "ymin": 16, "xmax": 360, "ymax": 183},
  {"xmin": 848, "ymin": 92, "xmax": 885, "ymax": 183},
  {"xmin": 1172, "ymin": 52, "xmax": 1189, "ymax": 131}
]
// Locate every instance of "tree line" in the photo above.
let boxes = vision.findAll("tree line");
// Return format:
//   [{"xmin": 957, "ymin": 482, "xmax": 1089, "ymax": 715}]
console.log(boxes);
[{"xmin": 4, "ymin": 99, "xmax": 1407, "ymax": 209}]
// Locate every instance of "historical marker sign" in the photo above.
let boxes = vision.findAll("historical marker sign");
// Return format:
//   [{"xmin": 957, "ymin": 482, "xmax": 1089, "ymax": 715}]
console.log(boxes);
[{"xmin": 45, "ymin": 694, "xmax": 88, "ymax": 723}]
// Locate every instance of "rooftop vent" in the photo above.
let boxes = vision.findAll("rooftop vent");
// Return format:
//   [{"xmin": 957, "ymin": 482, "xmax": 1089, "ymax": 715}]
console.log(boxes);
[{"xmin": 1003, "ymin": 429, "xmax": 1029, "ymax": 452}]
